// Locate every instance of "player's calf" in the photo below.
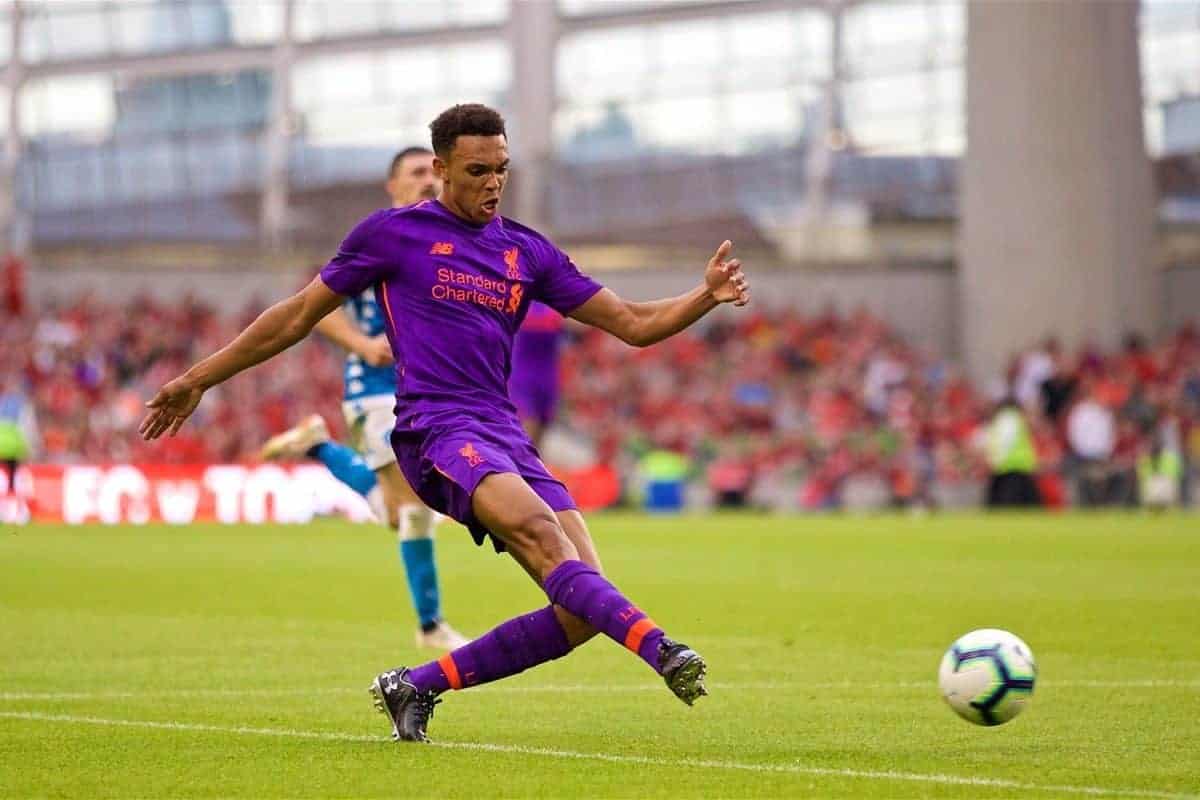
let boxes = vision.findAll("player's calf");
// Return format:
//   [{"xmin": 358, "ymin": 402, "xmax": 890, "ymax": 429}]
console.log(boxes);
[{"xmin": 542, "ymin": 559, "xmax": 709, "ymax": 704}]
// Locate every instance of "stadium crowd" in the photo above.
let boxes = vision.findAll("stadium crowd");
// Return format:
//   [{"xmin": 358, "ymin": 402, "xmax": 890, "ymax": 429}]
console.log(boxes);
[
  {"xmin": 1, "ymin": 291, "xmax": 345, "ymax": 466},
  {"xmin": 3, "ymin": 292, "xmax": 1197, "ymax": 510}
]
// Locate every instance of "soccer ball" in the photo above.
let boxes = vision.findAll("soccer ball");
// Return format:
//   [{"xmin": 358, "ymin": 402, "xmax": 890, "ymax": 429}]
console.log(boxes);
[{"xmin": 938, "ymin": 628, "xmax": 1036, "ymax": 726}]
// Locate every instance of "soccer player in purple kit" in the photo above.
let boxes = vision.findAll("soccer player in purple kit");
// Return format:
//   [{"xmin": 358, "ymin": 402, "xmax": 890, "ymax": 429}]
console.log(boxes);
[
  {"xmin": 139, "ymin": 104, "xmax": 750, "ymax": 743},
  {"xmin": 509, "ymin": 300, "xmax": 565, "ymax": 447}
]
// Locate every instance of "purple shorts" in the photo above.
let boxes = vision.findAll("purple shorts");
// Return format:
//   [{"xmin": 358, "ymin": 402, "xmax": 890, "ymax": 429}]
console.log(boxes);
[{"xmin": 391, "ymin": 414, "xmax": 576, "ymax": 552}]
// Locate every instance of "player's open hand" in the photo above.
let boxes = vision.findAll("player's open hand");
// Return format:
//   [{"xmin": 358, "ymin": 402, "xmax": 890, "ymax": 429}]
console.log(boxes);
[
  {"xmin": 139, "ymin": 376, "xmax": 206, "ymax": 440},
  {"xmin": 704, "ymin": 240, "xmax": 749, "ymax": 307},
  {"xmin": 360, "ymin": 334, "xmax": 394, "ymax": 368}
]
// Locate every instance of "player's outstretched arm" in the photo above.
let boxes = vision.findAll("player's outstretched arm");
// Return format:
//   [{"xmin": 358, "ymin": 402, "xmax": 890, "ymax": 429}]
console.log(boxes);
[
  {"xmin": 314, "ymin": 308, "xmax": 393, "ymax": 367},
  {"xmin": 139, "ymin": 277, "xmax": 344, "ymax": 440},
  {"xmin": 569, "ymin": 240, "xmax": 749, "ymax": 347}
]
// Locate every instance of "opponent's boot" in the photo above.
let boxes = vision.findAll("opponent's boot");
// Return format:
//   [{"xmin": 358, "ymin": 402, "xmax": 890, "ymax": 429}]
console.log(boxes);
[
  {"xmin": 415, "ymin": 621, "xmax": 472, "ymax": 651},
  {"xmin": 259, "ymin": 414, "xmax": 329, "ymax": 460}
]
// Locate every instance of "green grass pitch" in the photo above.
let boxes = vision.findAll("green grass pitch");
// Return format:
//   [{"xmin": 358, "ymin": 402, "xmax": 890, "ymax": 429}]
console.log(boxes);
[{"xmin": 1, "ymin": 513, "xmax": 1197, "ymax": 798}]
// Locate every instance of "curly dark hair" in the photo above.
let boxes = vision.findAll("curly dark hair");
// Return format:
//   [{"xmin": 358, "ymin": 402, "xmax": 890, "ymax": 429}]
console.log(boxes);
[{"xmin": 429, "ymin": 104, "xmax": 507, "ymax": 158}]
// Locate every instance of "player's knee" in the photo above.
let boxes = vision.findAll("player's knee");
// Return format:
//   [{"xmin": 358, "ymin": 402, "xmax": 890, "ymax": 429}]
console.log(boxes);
[{"xmin": 509, "ymin": 512, "xmax": 575, "ymax": 574}]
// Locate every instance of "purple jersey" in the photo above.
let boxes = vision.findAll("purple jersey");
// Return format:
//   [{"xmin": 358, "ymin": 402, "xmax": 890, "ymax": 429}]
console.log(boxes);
[
  {"xmin": 510, "ymin": 301, "xmax": 565, "ymax": 425},
  {"xmin": 319, "ymin": 200, "xmax": 601, "ymax": 428}
]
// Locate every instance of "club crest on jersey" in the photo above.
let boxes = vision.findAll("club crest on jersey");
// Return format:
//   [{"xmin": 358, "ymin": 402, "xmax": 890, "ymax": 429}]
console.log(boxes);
[
  {"xmin": 503, "ymin": 247, "xmax": 522, "ymax": 280},
  {"xmin": 430, "ymin": 242, "xmax": 455, "ymax": 256},
  {"xmin": 459, "ymin": 442, "xmax": 485, "ymax": 467}
]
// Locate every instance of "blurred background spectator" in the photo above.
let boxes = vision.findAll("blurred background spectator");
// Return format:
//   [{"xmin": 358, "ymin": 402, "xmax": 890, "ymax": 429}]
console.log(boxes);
[
  {"xmin": 6, "ymin": 292, "xmax": 1195, "ymax": 512},
  {"xmin": 983, "ymin": 397, "xmax": 1041, "ymax": 508}
]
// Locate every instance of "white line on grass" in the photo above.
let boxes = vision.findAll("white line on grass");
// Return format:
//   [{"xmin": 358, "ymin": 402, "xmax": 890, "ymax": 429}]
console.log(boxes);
[
  {"xmin": 0, "ymin": 710, "xmax": 1195, "ymax": 800},
  {"xmin": 2, "ymin": 679, "xmax": 1197, "ymax": 702}
]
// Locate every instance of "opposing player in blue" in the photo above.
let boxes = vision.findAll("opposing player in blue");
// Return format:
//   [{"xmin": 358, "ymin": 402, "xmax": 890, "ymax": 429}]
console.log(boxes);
[{"xmin": 260, "ymin": 147, "xmax": 469, "ymax": 651}]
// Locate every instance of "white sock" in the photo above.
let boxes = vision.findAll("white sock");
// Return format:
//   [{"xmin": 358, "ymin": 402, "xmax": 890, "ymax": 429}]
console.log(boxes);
[{"xmin": 397, "ymin": 503, "xmax": 437, "ymax": 541}]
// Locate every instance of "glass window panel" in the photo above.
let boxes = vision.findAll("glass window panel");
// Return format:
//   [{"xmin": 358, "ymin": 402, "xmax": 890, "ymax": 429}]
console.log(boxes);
[
  {"xmin": 20, "ymin": 4, "xmax": 50, "ymax": 62},
  {"xmin": 554, "ymin": 105, "xmax": 606, "ymax": 149},
  {"xmin": 148, "ymin": 2, "xmax": 196, "ymax": 52},
  {"xmin": 722, "ymin": 57, "xmax": 796, "ymax": 94},
  {"xmin": 634, "ymin": 95, "xmax": 720, "ymax": 152},
  {"xmin": 381, "ymin": 0, "xmax": 447, "ymax": 31},
  {"xmin": 655, "ymin": 20, "xmax": 720, "ymax": 71},
  {"xmin": 444, "ymin": 42, "xmax": 510, "ymax": 93},
  {"xmin": 293, "ymin": 42, "xmax": 508, "ymax": 148},
  {"xmin": 557, "ymin": 27, "xmax": 651, "ymax": 98},
  {"xmin": 297, "ymin": 0, "xmax": 505, "ymax": 41},
  {"xmin": 0, "ymin": 8, "xmax": 10, "ymax": 66},
  {"xmin": 848, "ymin": 2, "xmax": 933, "ymax": 50},
  {"xmin": 229, "ymin": 1, "xmax": 282, "ymax": 45},
  {"xmin": 110, "ymin": 1, "xmax": 159, "ymax": 55},
  {"xmin": 559, "ymin": 0, "xmax": 753, "ymax": 16},
  {"xmin": 843, "ymin": 63, "xmax": 962, "ymax": 156},
  {"xmin": 444, "ymin": 0, "xmax": 508, "ymax": 26},
  {"xmin": 22, "ymin": 75, "xmax": 115, "ymax": 137},
  {"xmin": 725, "ymin": 88, "xmax": 802, "ymax": 153},
  {"xmin": 1142, "ymin": 0, "xmax": 1200, "ymax": 34},
  {"xmin": 849, "ymin": 115, "xmax": 927, "ymax": 154},
  {"xmin": 298, "ymin": 0, "xmax": 385, "ymax": 39},
  {"xmin": 844, "ymin": 1, "xmax": 963, "ymax": 78},
  {"xmin": 294, "ymin": 52, "xmax": 378, "ymax": 110},
  {"xmin": 305, "ymin": 106, "xmax": 406, "ymax": 147},
  {"xmin": 844, "ymin": 74, "xmax": 928, "ymax": 119},
  {"xmin": 557, "ymin": 8, "xmax": 834, "ymax": 160},
  {"xmin": 1142, "ymin": 31, "xmax": 1200, "ymax": 101},
  {"xmin": 379, "ymin": 49, "xmax": 448, "ymax": 98},
  {"xmin": 730, "ymin": 12, "xmax": 793, "ymax": 63},
  {"xmin": 385, "ymin": 0, "xmax": 509, "ymax": 30},
  {"xmin": 117, "ymin": 138, "xmax": 179, "ymax": 200}
]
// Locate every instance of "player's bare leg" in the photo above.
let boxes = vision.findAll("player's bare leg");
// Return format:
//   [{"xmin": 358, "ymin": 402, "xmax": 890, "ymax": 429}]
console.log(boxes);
[{"xmin": 370, "ymin": 473, "xmax": 705, "ymax": 743}]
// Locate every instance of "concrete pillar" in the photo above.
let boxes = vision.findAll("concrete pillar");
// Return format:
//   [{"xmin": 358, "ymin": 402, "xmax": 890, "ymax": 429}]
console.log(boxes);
[
  {"xmin": 959, "ymin": 0, "xmax": 1157, "ymax": 384},
  {"xmin": 507, "ymin": 0, "xmax": 558, "ymax": 230},
  {"xmin": 260, "ymin": 0, "xmax": 295, "ymax": 251},
  {"xmin": 1, "ymin": 0, "xmax": 25, "ymax": 255}
]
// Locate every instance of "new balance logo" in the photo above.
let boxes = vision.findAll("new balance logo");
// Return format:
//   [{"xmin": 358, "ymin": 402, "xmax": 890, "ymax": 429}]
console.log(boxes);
[{"xmin": 430, "ymin": 242, "xmax": 454, "ymax": 256}]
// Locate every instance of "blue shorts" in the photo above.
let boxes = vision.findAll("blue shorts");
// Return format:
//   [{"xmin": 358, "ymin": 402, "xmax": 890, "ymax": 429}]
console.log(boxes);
[{"xmin": 391, "ymin": 414, "xmax": 576, "ymax": 552}]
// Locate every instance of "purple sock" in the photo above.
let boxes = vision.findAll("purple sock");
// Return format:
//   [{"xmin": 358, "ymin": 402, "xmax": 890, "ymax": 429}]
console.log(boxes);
[
  {"xmin": 543, "ymin": 559, "xmax": 666, "ymax": 673},
  {"xmin": 406, "ymin": 605, "xmax": 571, "ymax": 693}
]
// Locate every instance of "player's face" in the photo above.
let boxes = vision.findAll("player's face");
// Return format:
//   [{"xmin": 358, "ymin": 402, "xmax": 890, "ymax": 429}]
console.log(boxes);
[
  {"xmin": 434, "ymin": 135, "xmax": 509, "ymax": 225},
  {"xmin": 386, "ymin": 152, "xmax": 440, "ymax": 207}
]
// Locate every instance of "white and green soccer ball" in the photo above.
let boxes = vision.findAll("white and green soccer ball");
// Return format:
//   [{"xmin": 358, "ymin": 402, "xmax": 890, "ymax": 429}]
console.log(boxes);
[{"xmin": 938, "ymin": 628, "xmax": 1036, "ymax": 726}]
